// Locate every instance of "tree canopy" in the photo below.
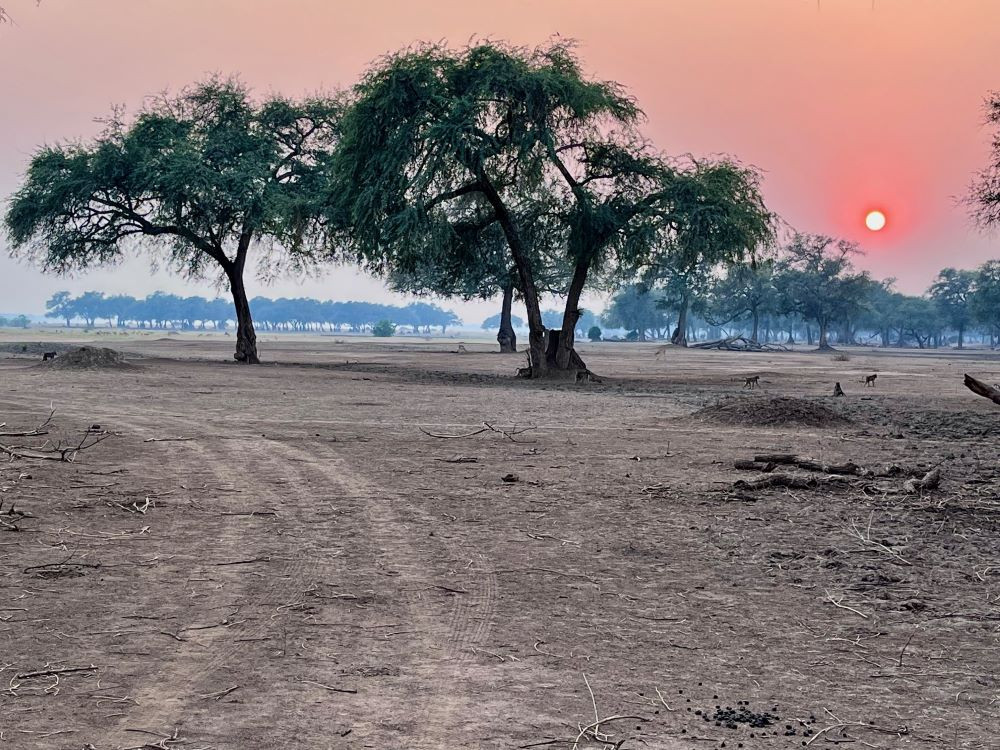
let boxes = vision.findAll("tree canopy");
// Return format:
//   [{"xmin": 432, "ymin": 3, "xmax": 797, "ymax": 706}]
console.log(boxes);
[
  {"xmin": 331, "ymin": 40, "xmax": 774, "ymax": 374},
  {"xmin": 5, "ymin": 77, "xmax": 342, "ymax": 363}
]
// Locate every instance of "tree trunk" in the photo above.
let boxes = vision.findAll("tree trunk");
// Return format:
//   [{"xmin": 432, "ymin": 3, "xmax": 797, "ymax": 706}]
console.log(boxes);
[
  {"xmin": 497, "ymin": 281, "xmax": 517, "ymax": 353},
  {"xmin": 553, "ymin": 260, "xmax": 590, "ymax": 371},
  {"xmin": 478, "ymin": 173, "xmax": 546, "ymax": 376},
  {"xmin": 957, "ymin": 324, "xmax": 965, "ymax": 349},
  {"xmin": 750, "ymin": 309, "xmax": 760, "ymax": 343},
  {"xmin": 817, "ymin": 321, "xmax": 833, "ymax": 350},
  {"xmin": 225, "ymin": 265, "xmax": 260, "ymax": 364},
  {"xmin": 671, "ymin": 294, "xmax": 690, "ymax": 347}
]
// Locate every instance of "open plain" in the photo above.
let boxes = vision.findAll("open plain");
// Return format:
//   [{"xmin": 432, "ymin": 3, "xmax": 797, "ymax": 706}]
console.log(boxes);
[{"xmin": 1, "ymin": 336, "xmax": 998, "ymax": 750}]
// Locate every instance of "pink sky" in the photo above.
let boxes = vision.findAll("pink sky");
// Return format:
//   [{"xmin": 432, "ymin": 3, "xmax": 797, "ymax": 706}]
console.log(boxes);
[{"xmin": 2, "ymin": 0, "xmax": 999, "ymax": 321}]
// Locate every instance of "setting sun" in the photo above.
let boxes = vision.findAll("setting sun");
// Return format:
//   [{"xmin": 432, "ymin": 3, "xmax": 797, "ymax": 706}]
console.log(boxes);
[{"xmin": 865, "ymin": 209, "xmax": 887, "ymax": 231}]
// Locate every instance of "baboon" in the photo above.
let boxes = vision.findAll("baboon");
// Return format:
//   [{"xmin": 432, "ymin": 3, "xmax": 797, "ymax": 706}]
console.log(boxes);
[
  {"xmin": 654, "ymin": 346, "xmax": 668, "ymax": 360},
  {"xmin": 456, "ymin": 344, "xmax": 468, "ymax": 354},
  {"xmin": 41, "ymin": 351, "xmax": 57, "ymax": 361},
  {"xmin": 743, "ymin": 375, "xmax": 760, "ymax": 390},
  {"xmin": 863, "ymin": 374, "xmax": 877, "ymax": 387}
]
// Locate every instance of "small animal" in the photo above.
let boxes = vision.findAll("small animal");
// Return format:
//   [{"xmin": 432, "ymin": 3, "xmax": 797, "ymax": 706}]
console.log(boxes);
[
  {"xmin": 654, "ymin": 346, "xmax": 668, "ymax": 360},
  {"xmin": 863, "ymin": 374, "xmax": 877, "ymax": 387},
  {"xmin": 743, "ymin": 375, "xmax": 760, "ymax": 390},
  {"xmin": 41, "ymin": 351, "xmax": 57, "ymax": 361}
]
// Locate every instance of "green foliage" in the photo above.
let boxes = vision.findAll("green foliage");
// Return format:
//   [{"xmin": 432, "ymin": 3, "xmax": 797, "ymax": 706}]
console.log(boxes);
[
  {"xmin": 773, "ymin": 234, "xmax": 872, "ymax": 346},
  {"xmin": 372, "ymin": 319, "xmax": 396, "ymax": 337},
  {"xmin": 482, "ymin": 312, "xmax": 524, "ymax": 330},
  {"xmin": 928, "ymin": 268, "xmax": 976, "ymax": 344},
  {"xmin": 5, "ymin": 77, "xmax": 343, "ymax": 362},
  {"xmin": 6, "ymin": 77, "xmax": 340, "ymax": 278},
  {"xmin": 331, "ymin": 39, "xmax": 769, "ymax": 369},
  {"xmin": 971, "ymin": 259, "xmax": 1000, "ymax": 334},
  {"xmin": 602, "ymin": 284, "xmax": 670, "ymax": 339},
  {"xmin": 705, "ymin": 262, "xmax": 776, "ymax": 328},
  {"xmin": 587, "ymin": 325, "xmax": 602, "ymax": 342}
]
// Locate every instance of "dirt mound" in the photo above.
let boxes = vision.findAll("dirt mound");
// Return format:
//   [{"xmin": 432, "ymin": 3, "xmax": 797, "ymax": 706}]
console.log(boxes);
[
  {"xmin": 0, "ymin": 342, "xmax": 80, "ymax": 356},
  {"xmin": 695, "ymin": 396, "xmax": 851, "ymax": 428},
  {"xmin": 40, "ymin": 346, "xmax": 136, "ymax": 371}
]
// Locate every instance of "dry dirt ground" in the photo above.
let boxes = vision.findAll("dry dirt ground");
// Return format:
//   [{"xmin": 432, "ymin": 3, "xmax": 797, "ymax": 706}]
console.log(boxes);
[{"xmin": 1, "ymin": 335, "xmax": 999, "ymax": 750}]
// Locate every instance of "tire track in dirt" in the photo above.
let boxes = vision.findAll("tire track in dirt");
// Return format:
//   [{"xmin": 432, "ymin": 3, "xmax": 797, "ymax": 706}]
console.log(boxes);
[
  {"xmin": 271, "ymin": 439, "xmax": 500, "ymax": 748},
  {"xmin": 110, "ymin": 429, "xmax": 330, "ymax": 739}
]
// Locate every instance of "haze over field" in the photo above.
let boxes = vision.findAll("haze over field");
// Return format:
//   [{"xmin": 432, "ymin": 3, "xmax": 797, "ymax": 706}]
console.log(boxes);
[{"xmin": 2, "ymin": 0, "xmax": 999, "ymax": 321}]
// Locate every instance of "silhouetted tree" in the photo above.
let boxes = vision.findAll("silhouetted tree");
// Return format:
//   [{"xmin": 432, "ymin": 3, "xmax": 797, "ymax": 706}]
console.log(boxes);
[
  {"xmin": 5, "ymin": 78, "xmax": 341, "ymax": 363},
  {"xmin": 929, "ymin": 268, "xmax": 976, "ymax": 348},
  {"xmin": 774, "ymin": 235, "xmax": 870, "ymax": 350}
]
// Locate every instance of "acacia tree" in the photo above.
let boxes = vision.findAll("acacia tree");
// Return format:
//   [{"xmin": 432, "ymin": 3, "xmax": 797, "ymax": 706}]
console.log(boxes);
[
  {"xmin": 636, "ymin": 161, "xmax": 775, "ymax": 347},
  {"xmin": 775, "ymin": 234, "xmax": 870, "ymax": 350},
  {"xmin": 970, "ymin": 93, "xmax": 1000, "ymax": 228},
  {"xmin": 331, "ymin": 40, "xmax": 641, "ymax": 375},
  {"xmin": 928, "ymin": 268, "xmax": 976, "ymax": 348},
  {"xmin": 5, "ymin": 78, "xmax": 340, "ymax": 363},
  {"xmin": 972, "ymin": 260, "xmax": 1000, "ymax": 346},
  {"xmin": 705, "ymin": 261, "xmax": 776, "ymax": 343}
]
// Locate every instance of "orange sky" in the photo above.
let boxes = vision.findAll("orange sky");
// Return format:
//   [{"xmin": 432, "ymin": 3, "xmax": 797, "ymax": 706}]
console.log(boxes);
[{"xmin": 2, "ymin": 0, "xmax": 999, "ymax": 320}]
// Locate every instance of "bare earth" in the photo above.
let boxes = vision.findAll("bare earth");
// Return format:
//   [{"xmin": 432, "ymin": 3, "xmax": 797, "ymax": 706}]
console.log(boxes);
[{"xmin": 1, "ymin": 336, "xmax": 998, "ymax": 750}]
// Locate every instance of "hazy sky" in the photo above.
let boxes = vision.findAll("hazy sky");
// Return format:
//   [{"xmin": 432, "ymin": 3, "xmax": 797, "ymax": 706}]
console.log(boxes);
[{"xmin": 2, "ymin": 0, "xmax": 999, "ymax": 323}]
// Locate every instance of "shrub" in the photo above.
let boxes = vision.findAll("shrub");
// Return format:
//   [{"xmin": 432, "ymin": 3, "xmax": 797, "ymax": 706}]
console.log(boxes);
[
  {"xmin": 587, "ymin": 325, "xmax": 602, "ymax": 342},
  {"xmin": 372, "ymin": 319, "xmax": 396, "ymax": 337},
  {"xmin": 625, "ymin": 330, "xmax": 639, "ymax": 342}
]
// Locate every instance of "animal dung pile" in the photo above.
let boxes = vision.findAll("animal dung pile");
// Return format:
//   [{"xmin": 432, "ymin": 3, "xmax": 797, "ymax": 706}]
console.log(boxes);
[
  {"xmin": 39, "ymin": 346, "xmax": 136, "ymax": 371},
  {"xmin": 695, "ymin": 396, "xmax": 851, "ymax": 428}
]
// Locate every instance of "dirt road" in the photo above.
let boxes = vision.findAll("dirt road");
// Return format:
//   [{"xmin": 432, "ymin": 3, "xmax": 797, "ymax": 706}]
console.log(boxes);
[{"xmin": 1, "ymin": 338, "xmax": 998, "ymax": 749}]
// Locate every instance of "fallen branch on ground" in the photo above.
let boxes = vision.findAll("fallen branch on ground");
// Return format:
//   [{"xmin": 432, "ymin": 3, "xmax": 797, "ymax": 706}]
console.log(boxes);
[
  {"xmin": 691, "ymin": 335, "xmax": 789, "ymax": 352},
  {"xmin": 419, "ymin": 421, "xmax": 537, "ymax": 442},
  {"xmin": 0, "ymin": 407, "xmax": 55, "ymax": 437},
  {"xmin": 964, "ymin": 373, "xmax": 1000, "ymax": 406},
  {"xmin": 16, "ymin": 664, "xmax": 98, "ymax": 680},
  {"xmin": 734, "ymin": 474, "xmax": 851, "ymax": 491},
  {"xmin": 0, "ymin": 428, "xmax": 113, "ymax": 462}
]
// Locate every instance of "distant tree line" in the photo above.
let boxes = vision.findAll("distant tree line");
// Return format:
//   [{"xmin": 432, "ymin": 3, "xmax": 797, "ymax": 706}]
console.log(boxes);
[
  {"xmin": 44, "ymin": 291, "xmax": 461, "ymax": 334},
  {"xmin": 482, "ymin": 308, "xmax": 600, "ymax": 337},
  {"xmin": 0, "ymin": 314, "xmax": 31, "ymax": 329},
  {"xmin": 601, "ymin": 242, "xmax": 1000, "ymax": 349}
]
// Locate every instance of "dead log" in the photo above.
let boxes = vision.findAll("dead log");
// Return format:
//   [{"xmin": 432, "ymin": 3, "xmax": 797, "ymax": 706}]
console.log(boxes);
[
  {"xmin": 734, "ymin": 459, "xmax": 776, "ymax": 472},
  {"xmin": 753, "ymin": 454, "xmax": 799, "ymax": 465},
  {"xmin": 733, "ymin": 474, "xmax": 851, "ymax": 491},
  {"xmin": 964, "ymin": 374, "xmax": 1000, "ymax": 406},
  {"xmin": 747, "ymin": 454, "xmax": 865, "ymax": 476},
  {"xmin": 792, "ymin": 459, "xmax": 865, "ymax": 476}
]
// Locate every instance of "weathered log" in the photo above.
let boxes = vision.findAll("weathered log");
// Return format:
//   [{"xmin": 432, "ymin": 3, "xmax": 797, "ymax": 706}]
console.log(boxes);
[
  {"xmin": 748, "ymin": 454, "xmax": 865, "ymax": 475},
  {"xmin": 734, "ymin": 459, "xmax": 776, "ymax": 472},
  {"xmin": 733, "ymin": 473, "xmax": 850, "ymax": 491},
  {"xmin": 753, "ymin": 453, "xmax": 799, "ymax": 465},
  {"xmin": 964, "ymin": 374, "xmax": 1000, "ymax": 406}
]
